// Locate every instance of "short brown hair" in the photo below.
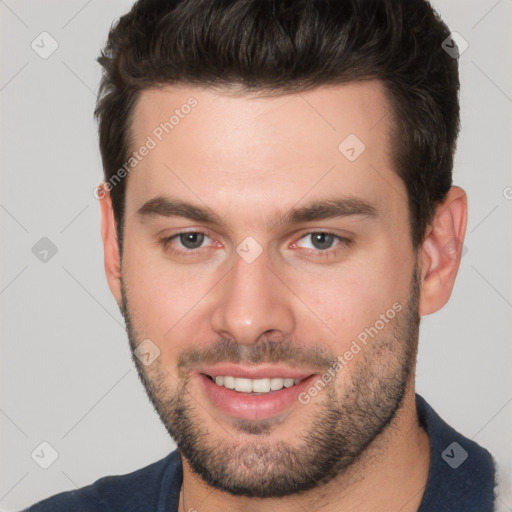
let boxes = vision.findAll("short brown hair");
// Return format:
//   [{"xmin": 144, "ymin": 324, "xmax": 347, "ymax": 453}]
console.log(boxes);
[{"xmin": 95, "ymin": 0, "xmax": 460, "ymax": 249}]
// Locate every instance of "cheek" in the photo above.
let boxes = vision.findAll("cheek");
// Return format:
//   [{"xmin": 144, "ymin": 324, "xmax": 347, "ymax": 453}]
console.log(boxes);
[
  {"xmin": 121, "ymin": 238, "xmax": 215, "ymax": 348},
  {"xmin": 288, "ymin": 254, "xmax": 413, "ymax": 353}
]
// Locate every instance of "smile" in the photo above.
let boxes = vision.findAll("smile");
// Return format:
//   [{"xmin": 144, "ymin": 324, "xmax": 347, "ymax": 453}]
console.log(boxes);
[
  {"xmin": 195, "ymin": 368, "xmax": 318, "ymax": 421},
  {"xmin": 206, "ymin": 375, "xmax": 303, "ymax": 394}
]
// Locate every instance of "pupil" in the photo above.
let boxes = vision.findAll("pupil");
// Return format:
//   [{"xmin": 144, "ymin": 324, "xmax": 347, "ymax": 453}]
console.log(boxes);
[
  {"xmin": 312, "ymin": 233, "xmax": 334, "ymax": 250},
  {"xmin": 180, "ymin": 232, "xmax": 204, "ymax": 249}
]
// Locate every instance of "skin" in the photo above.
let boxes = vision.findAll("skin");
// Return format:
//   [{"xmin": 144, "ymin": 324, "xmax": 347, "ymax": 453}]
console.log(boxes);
[{"xmin": 99, "ymin": 81, "xmax": 467, "ymax": 511}]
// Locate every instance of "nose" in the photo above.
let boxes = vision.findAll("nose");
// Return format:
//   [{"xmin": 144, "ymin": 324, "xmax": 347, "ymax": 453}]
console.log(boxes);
[{"xmin": 210, "ymin": 248, "xmax": 295, "ymax": 345}]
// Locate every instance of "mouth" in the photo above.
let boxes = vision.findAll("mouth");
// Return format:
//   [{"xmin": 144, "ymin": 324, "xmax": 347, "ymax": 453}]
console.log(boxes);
[
  {"xmin": 204, "ymin": 374, "xmax": 303, "ymax": 394},
  {"xmin": 194, "ymin": 366, "xmax": 319, "ymax": 421}
]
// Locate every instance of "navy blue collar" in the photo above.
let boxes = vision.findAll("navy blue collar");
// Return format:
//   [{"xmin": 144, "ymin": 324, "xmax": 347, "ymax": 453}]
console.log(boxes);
[{"xmin": 416, "ymin": 394, "xmax": 495, "ymax": 511}]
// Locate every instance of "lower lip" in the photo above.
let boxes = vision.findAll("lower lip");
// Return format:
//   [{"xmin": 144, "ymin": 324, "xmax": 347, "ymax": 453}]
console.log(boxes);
[{"xmin": 197, "ymin": 372, "xmax": 317, "ymax": 421}]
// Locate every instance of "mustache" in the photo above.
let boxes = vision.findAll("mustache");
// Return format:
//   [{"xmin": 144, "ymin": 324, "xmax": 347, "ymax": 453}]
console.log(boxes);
[{"xmin": 177, "ymin": 337, "xmax": 337, "ymax": 373}]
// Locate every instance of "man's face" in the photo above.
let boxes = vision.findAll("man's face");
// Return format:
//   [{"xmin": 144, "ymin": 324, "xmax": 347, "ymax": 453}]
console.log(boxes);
[{"xmin": 118, "ymin": 82, "xmax": 420, "ymax": 497}]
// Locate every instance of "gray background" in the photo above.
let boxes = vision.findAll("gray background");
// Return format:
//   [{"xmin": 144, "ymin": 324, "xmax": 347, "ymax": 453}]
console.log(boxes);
[{"xmin": 1, "ymin": 0, "xmax": 511, "ymax": 510}]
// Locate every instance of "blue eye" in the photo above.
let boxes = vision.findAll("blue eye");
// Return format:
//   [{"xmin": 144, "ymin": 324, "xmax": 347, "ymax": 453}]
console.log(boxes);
[
  {"xmin": 159, "ymin": 230, "xmax": 352, "ymax": 260},
  {"xmin": 178, "ymin": 232, "xmax": 207, "ymax": 249},
  {"xmin": 297, "ymin": 232, "xmax": 350, "ymax": 252},
  {"xmin": 304, "ymin": 232, "xmax": 337, "ymax": 250},
  {"xmin": 160, "ymin": 231, "xmax": 213, "ymax": 254}
]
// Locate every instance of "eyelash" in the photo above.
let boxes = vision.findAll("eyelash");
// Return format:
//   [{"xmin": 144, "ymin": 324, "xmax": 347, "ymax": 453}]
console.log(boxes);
[{"xmin": 159, "ymin": 230, "xmax": 352, "ymax": 258}]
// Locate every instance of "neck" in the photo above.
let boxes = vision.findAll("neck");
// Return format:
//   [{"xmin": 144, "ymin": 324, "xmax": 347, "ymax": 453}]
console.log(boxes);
[{"xmin": 177, "ymin": 386, "xmax": 430, "ymax": 512}]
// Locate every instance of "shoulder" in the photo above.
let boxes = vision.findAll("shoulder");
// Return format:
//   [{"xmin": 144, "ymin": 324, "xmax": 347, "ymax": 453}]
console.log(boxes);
[{"xmin": 23, "ymin": 450, "xmax": 182, "ymax": 512}]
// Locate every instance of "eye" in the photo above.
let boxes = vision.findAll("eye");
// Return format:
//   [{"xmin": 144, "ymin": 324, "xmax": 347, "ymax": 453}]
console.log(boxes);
[
  {"xmin": 177, "ymin": 232, "xmax": 208, "ymax": 249},
  {"xmin": 300, "ymin": 232, "xmax": 337, "ymax": 250},
  {"xmin": 159, "ymin": 230, "xmax": 351, "ymax": 259},
  {"xmin": 160, "ymin": 231, "xmax": 214, "ymax": 254},
  {"xmin": 293, "ymin": 231, "xmax": 352, "ymax": 255}
]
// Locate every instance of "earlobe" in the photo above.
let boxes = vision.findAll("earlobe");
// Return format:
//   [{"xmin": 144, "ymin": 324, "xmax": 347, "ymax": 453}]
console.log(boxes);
[
  {"xmin": 419, "ymin": 186, "xmax": 468, "ymax": 316},
  {"xmin": 98, "ymin": 183, "xmax": 123, "ymax": 306}
]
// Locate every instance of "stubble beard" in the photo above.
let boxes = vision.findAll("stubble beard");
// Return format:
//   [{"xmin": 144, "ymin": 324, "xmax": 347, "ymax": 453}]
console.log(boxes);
[{"xmin": 120, "ymin": 268, "xmax": 421, "ymax": 498}]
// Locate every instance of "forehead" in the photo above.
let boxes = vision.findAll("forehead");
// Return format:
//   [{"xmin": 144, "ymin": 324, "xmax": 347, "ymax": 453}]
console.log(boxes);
[
  {"xmin": 130, "ymin": 81, "xmax": 391, "ymax": 156},
  {"xmin": 125, "ymin": 81, "xmax": 404, "ymax": 225}
]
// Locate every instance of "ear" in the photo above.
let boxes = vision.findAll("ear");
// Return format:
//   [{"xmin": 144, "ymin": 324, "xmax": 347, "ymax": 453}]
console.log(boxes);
[
  {"xmin": 419, "ymin": 186, "xmax": 468, "ymax": 316},
  {"xmin": 98, "ymin": 183, "xmax": 123, "ymax": 307}
]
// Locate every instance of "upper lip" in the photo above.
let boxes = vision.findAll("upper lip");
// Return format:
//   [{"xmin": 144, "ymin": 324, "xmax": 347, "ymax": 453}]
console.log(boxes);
[{"xmin": 193, "ymin": 364, "xmax": 316, "ymax": 380}]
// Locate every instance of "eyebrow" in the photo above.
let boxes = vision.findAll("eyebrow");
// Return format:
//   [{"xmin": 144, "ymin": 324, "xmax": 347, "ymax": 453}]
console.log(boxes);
[
  {"xmin": 279, "ymin": 197, "xmax": 378, "ymax": 226},
  {"xmin": 137, "ymin": 196, "xmax": 222, "ymax": 224},
  {"xmin": 136, "ymin": 195, "xmax": 378, "ymax": 230}
]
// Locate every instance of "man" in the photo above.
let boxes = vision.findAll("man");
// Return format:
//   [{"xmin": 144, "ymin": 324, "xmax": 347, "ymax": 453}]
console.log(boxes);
[{"xmin": 25, "ymin": 0, "xmax": 499, "ymax": 510}]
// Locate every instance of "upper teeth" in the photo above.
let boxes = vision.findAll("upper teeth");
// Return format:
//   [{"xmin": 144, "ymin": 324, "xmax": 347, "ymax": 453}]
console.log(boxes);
[{"xmin": 213, "ymin": 376, "xmax": 301, "ymax": 393}]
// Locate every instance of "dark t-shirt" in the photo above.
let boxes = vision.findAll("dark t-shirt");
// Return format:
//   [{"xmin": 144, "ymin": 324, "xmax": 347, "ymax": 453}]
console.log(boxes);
[{"xmin": 24, "ymin": 394, "xmax": 496, "ymax": 511}]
